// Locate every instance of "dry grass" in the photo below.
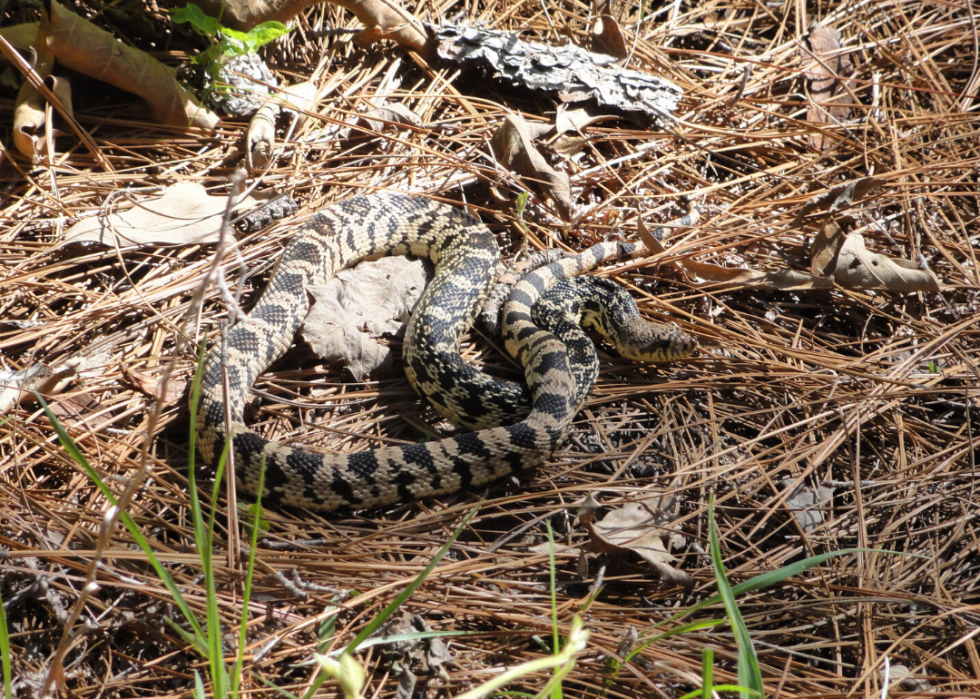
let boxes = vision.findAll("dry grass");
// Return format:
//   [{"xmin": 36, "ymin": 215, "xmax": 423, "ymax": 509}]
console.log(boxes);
[{"xmin": 1, "ymin": 0, "xmax": 979, "ymax": 696}]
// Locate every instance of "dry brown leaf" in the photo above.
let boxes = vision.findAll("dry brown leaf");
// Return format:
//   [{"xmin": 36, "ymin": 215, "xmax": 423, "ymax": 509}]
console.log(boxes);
[
  {"xmin": 125, "ymin": 369, "xmax": 186, "ymax": 405},
  {"xmin": 0, "ymin": 349, "xmax": 110, "ymax": 415},
  {"xmin": 0, "ymin": 23, "xmax": 40, "ymax": 64},
  {"xmin": 246, "ymin": 102, "xmax": 276, "ymax": 171},
  {"xmin": 10, "ymin": 23, "xmax": 56, "ymax": 161},
  {"xmin": 801, "ymin": 24, "xmax": 855, "ymax": 150},
  {"xmin": 780, "ymin": 478, "xmax": 834, "ymax": 532},
  {"xmin": 580, "ymin": 495, "xmax": 693, "ymax": 587},
  {"xmin": 63, "ymin": 183, "xmax": 262, "ymax": 247},
  {"xmin": 491, "ymin": 113, "xmax": 574, "ymax": 219},
  {"xmin": 811, "ymin": 222, "xmax": 941, "ymax": 292},
  {"xmin": 591, "ymin": 14, "xmax": 628, "ymax": 59},
  {"xmin": 281, "ymin": 80, "xmax": 320, "ymax": 125},
  {"xmin": 360, "ymin": 101, "xmax": 422, "ymax": 132},
  {"xmin": 638, "ymin": 217, "xmax": 836, "ymax": 290},
  {"xmin": 794, "ymin": 177, "xmax": 885, "ymax": 227},
  {"xmin": 303, "ymin": 256, "xmax": 429, "ymax": 379},
  {"xmin": 554, "ymin": 105, "xmax": 616, "ymax": 135},
  {"xmin": 14, "ymin": 75, "xmax": 71, "ymax": 162},
  {"xmin": 49, "ymin": 393, "xmax": 113, "ymax": 431},
  {"xmin": 41, "ymin": 0, "xmax": 218, "ymax": 129}
]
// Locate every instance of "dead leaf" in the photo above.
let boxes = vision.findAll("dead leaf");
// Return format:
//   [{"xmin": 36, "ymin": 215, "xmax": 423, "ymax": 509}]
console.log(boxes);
[
  {"xmin": 281, "ymin": 80, "xmax": 320, "ymax": 125},
  {"xmin": 638, "ymin": 216, "xmax": 836, "ymax": 290},
  {"xmin": 780, "ymin": 478, "xmax": 834, "ymax": 532},
  {"xmin": 801, "ymin": 24, "xmax": 855, "ymax": 150},
  {"xmin": 63, "ymin": 183, "xmax": 263, "ymax": 247},
  {"xmin": 125, "ymin": 369, "xmax": 186, "ymax": 404},
  {"xmin": 811, "ymin": 222, "xmax": 941, "ymax": 292},
  {"xmin": 0, "ymin": 24, "xmax": 39, "ymax": 62},
  {"xmin": 794, "ymin": 177, "xmax": 885, "ymax": 227},
  {"xmin": 882, "ymin": 664, "xmax": 931, "ymax": 693},
  {"xmin": 359, "ymin": 101, "xmax": 422, "ymax": 132},
  {"xmin": 0, "ymin": 349, "xmax": 111, "ymax": 415},
  {"xmin": 591, "ymin": 14, "xmax": 628, "ymax": 59},
  {"xmin": 14, "ymin": 75, "xmax": 71, "ymax": 163},
  {"xmin": 247, "ymin": 105, "xmax": 276, "ymax": 171},
  {"xmin": 554, "ymin": 104, "xmax": 616, "ymax": 135},
  {"xmin": 491, "ymin": 114, "xmax": 574, "ymax": 219},
  {"xmin": 41, "ymin": 0, "xmax": 218, "ymax": 130},
  {"xmin": 49, "ymin": 392, "xmax": 114, "ymax": 431},
  {"xmin": 580, "ymin": 495, "xmax": 693, "ymax": 587},
  {"xmin": 303, "ymin": 256, "xmax": 429, "ymax": 379},
  {"xmin": 0, "ymin": 363, "xmax": 55, "ymax": 415}
]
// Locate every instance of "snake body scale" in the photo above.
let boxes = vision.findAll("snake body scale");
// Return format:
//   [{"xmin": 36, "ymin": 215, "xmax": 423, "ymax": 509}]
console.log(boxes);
[{"xmin": 197, "ymin": 193, "xmax": 695, "ymax": 511}]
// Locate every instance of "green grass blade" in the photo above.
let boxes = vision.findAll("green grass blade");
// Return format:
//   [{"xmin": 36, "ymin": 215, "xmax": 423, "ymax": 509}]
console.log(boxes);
[
  {"xmin": 35, "ymin": 393, "xmax": 208, "ymax": 650},
  {"xmin": 0, "ymin": 586, "xmax": 12, "ymax": 699},
  {"xmin": 343, "ymin": 502, "xmax": 480, "ymax": 655},
  {"xmin": 185, "ymin": 341, "xmax": 229, "ymax": 693},
  {"xmin": 301, "ymin": 504, "xmax": 482, "ymax": 699},
  {"xmin": 637, "ymin": 545, "xmax": 913, "ymax": 646},
  {"xmin": 708, "ymin": 496, "xmax": 763, "ymax": 699},
  {"xmin": 702, "ymin": 646, "xmax": 713, "ymax": 699},
  {"xmin": 233, "ymin": 454, "xmax": 267, "ymax": 695}
]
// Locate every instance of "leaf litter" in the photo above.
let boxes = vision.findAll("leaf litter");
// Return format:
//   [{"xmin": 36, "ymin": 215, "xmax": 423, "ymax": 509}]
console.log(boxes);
[{"xmin": 1, "ymin": 0, "xmax": 979, "ymax": 696}]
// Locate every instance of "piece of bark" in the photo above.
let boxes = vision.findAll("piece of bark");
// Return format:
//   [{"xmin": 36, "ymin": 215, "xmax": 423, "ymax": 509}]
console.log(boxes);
[{"xmin": 435, "ymin": 24, "xmax": 681, "ymax": 123}]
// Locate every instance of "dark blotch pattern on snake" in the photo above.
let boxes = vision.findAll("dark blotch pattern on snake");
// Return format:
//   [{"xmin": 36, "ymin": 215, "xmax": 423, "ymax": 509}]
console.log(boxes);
[{"xmin": 196, "ymin": 193, "xmax": 696, "ymax": 511}]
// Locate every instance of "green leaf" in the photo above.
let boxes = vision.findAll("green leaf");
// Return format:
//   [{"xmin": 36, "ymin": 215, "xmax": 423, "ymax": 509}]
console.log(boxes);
[
  {"xmin": 0, "ymin": 585, "xmax": 11, "ymax": 699},
  {"xmin": 172, "ymin": 5, "xmax": 221, "ymax": 37},
  {"xmin": 248, "ymin": 21, "xmax": 292, "ymax": 45},
  {"xmin": 708, "ymin": 496, "xmax": 764, "ymax": 699},
  {"xmin": 36, "ymin": 392, "xmax": 208, "ymax": 652}
]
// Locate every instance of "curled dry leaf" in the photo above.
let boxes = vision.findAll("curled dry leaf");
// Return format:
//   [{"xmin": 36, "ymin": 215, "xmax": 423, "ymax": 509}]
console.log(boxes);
[
  {"xmin": 41, "ymin": 0, "xmax": 218, "ymax": 129},
  {"xmin": 491, "ymin": 113, "xmax": 574, "ymax": 219},
  {"xmin": 0, "ymin": 348, "xmax": 111, "ymax": 415},
  {"xmin": 554, "ymin": 104, "xmax": 617, "ymax": 135},
  {"xmin": 359, "ymin": 101, "xmax": 422, "ymax": 132},
  {"xmin": 63, "ymin": 182, "xmax": 262, "ymax": 247},
  {"xmin": 801, "ymin": 24, "xmax": 855, "ymax": 150},
  {"xmin": 580, "ymin": 495, "xmax": 693, "ymax": 587},
  {"xmin": 124, "ymin": 369, "xmax": 186, "ymax": 405},
  {"xmin": 638, "ymin": 213, "xmax": 836, "ymax": 290},
  {"xmin": 246, "ymin": 81, "xmax": 320, "ymax": 171},
  {"xmin": 0, "ymin": 24, "xmax": 39, "ymax": 61},
  {"xmin": 14, "ymin": 76, "xmax": 70, "ymax": 163},
  {"xmin": 811, "ymin": 221, "xmax": 941, "ymax": 292},
  {"xmin": 794, "ymin": 177, "xmax": 885, "ymax": 226},
  {"xmin": 779, "ymin": 478, "xmax": 834, "ymax": 532},
  {"xmin": 247, "ymin": 102, "xmax": 277, "ymax": 171},
  {"xmin": 591, "ymin": 14, "xmax": 628, "ymax": 60},
  {"xmin": 303, "ymin": 256, "xmax": 429, "ymax": 379},
  {"xmin": 10, "ymin": 23, "xmax": 57, "ymax": 161}
]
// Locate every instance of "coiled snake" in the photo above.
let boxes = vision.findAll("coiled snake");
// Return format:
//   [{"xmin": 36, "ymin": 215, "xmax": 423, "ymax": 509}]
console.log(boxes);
[{"xmin": 196, "ymin": 193, "xmax": 695, "ymax": 511}]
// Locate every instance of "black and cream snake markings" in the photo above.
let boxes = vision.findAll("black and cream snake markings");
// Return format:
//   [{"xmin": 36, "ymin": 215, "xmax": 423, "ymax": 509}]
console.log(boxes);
[{"xmin": 196, "ymin": 193, "xmax": 696, "ymax": 511}]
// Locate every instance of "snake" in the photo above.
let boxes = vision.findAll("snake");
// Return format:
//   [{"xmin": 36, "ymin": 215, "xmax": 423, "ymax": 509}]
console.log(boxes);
[{"xmin": 196, "ymin": 192, "xmax": 696, "ymax": 511}]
